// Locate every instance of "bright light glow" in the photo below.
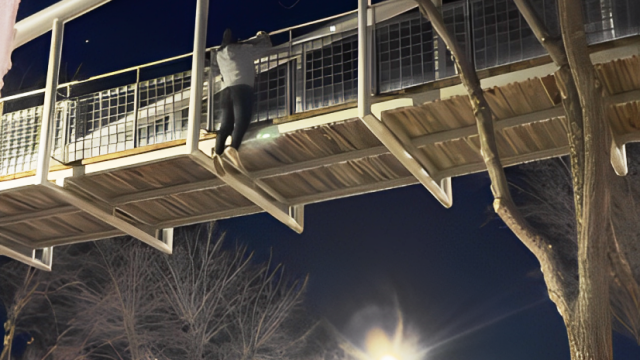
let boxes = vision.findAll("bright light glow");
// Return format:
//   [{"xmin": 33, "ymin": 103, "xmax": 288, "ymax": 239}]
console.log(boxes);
[
  {"xmin": 365, "ymin": 326, "xmax": 426, "ymax": 360},
  {"xmin": 330, "ymin": 25, "xmax": 336, "ymax": 32}
]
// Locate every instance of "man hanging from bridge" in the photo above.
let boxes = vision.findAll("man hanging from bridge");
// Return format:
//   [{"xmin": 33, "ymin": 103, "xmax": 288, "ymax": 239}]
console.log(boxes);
[{"xmin": 213, "ymin": 28, "xmax": 271, "ymax": 169}]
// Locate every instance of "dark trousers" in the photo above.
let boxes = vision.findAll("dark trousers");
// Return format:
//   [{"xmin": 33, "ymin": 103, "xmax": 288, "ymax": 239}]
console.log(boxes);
[{"xmin": 215, "ymin": 84, "xmax": 254, "ymax": 155}]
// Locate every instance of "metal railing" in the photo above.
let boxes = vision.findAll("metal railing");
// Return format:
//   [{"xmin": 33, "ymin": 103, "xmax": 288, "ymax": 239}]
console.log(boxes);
[{"xmin": 1, "ymin": 0, "xmax": 639, "ymax": 176}]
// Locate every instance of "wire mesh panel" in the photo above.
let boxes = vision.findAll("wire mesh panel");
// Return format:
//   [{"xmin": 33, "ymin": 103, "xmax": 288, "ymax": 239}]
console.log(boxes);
[
  {"xmin": 0, "ymin": 106, "xmax": 64, "ymax": 175},
  {"xmin": 302, "ymin": 30, "xmax": 359, "ymax": 111},
  {"xmin": 0, "ymin": 107, "xmax": 42, "ymax": 175},
  {"xmin": 137, "ymin": 72, "xmax": 191, "ymax": 146},
  {"xmin": 376, "ymin": 11, "xmax": 437, "ymax": 93},
  {"xmin": 612, "ymin": 0, "xmax": 640, "ymax": 39},
  {"xmin": 583, "ymin": 0, "xmax": 616, "ymax": 43},
  {"xmin": 441, "ymin": 2, "xmax": 470, "ymax": 78},
  {"xmin": 254, "ymin": 50, "xmax": 291, "ymax": 121},
  {"xmin": 471, "ymin": 0, "xmax": 557, "ymax": 69},
  {"xmin": 67, "ymin": 85, "xmax": 135, "ymax": 161}
]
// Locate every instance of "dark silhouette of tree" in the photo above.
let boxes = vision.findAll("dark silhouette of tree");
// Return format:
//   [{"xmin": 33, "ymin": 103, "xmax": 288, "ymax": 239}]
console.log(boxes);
[
  {"xmin": 415, "ymin": 0, "xmax": 637, "ymax": 358},
  {"xmin": 0, "ymin": 223, "xmax": 343, "ymax": 360}
]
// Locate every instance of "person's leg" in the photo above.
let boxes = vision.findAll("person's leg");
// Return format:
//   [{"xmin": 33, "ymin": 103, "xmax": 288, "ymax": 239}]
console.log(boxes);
[
  {"xmin": 229, "ymin": 84, "xmax": 254, "ymax": 150},
  {"xmin": 215, "ymin": 87, "xmax": 234, "ymax": 155}
]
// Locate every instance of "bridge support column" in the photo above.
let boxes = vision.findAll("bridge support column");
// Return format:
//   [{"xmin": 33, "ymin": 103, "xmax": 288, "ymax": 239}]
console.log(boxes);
[
  {"xmin": 356, "ymin": 0, "xmax": 452, "ymax": 207},
  {"xmin": 35, "ymin": 18, "xmax": 63, "ymax": 186},
  {"xmin": 186, "ymin": 0, "xmax": 210, "ymax": 155}
]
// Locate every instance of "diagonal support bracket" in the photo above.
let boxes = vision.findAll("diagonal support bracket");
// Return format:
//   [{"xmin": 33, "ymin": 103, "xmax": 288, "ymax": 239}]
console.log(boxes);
[
  {"xmin": 190, "ymin": 152, "xmax": 304, "ymax": 233},
  {"xmin": 40, "ymin": 181, "xmax": 173, "ymax": 254},
  {"xmin": 360, "ymin": 114, "xmax": 452, "ymax": 207},
  {"xmin": 0, "ymin": 237, "xmax": 53, "ymax": 271}
]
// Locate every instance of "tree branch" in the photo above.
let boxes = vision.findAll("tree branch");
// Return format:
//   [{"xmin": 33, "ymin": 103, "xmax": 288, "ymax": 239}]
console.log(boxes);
[
  {"xmin": 557, "ymin": 0, "xmax": 614, "ymax": 358},
  {"xmin": 415, "ymin": 0, "xmax": 573, "ymax": 313},
  {"xmin": 512, "ymin": 0, "xmax": 585, "ymax": 232}
]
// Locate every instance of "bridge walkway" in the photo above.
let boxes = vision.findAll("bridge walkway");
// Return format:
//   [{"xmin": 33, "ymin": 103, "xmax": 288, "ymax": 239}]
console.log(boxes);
[{"xmin": 0, "ymin": 0, "xmax": 639, "ymax": 269}]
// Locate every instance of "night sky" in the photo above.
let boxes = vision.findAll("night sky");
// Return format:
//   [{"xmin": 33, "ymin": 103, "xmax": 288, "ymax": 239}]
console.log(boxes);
[{"xmin": 4, "ymin": 0, "xmax": 640, "ymax": 359}]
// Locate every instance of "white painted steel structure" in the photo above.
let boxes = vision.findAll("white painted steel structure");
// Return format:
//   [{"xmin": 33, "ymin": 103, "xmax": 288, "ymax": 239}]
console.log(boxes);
[
  {"xmin": 12, "ymin": 0, "xmax": 113, "ymax": 50},
  {"xmin": 0, "ymin": 0, "xmax": 638, "ymax": 269}
]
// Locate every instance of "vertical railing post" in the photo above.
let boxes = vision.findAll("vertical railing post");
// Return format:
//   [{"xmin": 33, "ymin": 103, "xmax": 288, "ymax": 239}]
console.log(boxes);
[
  {"xmin": 369, "ymin": 2, "xmax": 377, "ymax": 96},
  {"xmin": 132, "ymin": 68, "xmax": 140, "ymax": 148},
  {"xmin": 301, "ymin": 46, "xmax": 306, "ymax": 112},
  {"xmin": 59, "ymin": 85, "xmax": 71, "ymax": 163},
  {"xmin": 186, "ymin": 0, "xmax": 210, "ymax": 154},
  {"xmin": 464, "ymin": 0, "xmax": 474, "ymax": 66},
  {"xmin": 357, "ymin": 0, "xmax": 371, "ymax": 118},
  {"xmin": 207, "ymin": 49, "xmax": 214, "ymax": 131},
  {"xmin": 286, "ymin": 30, "xmax": 293, "ymax": 116},
  {"xmin": 36, "ymin": 18, "xmax": 64, "ymax": 185}
]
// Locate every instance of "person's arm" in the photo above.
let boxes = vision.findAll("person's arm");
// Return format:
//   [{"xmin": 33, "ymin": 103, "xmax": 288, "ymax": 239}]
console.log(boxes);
[
  {"xmin": 247, "ymin": 32, "xmax": 272, "ymax": 60},
  {"xmin": 242, "ymin": 31, "xmax": 272, "ymax": 49},
  {"xmin": 253, "ymin": 31, "xmax": 272, "ymax": 49}
]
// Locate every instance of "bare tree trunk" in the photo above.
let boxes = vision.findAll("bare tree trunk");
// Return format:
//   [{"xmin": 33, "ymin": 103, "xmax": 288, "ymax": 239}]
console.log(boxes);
[
  {"xmin": 558, "ymin": 0, "xmax": 614, "ymax": 357},
  {"xmin": 415, "ymin": 0, "xmax": 571, "ymax": 315},
  {"xmin": 512, "ymin": 0, "xmax": 585, "ymax": 228},
  {"xmin": 417, "ymin": 0, "xmax": 617, "ymax": 358}
]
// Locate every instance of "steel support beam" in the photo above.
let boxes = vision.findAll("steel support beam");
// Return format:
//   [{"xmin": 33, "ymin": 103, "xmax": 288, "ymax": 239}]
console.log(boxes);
[
  {"xmin": 96, "ymin": 89, "xmax": 640, "ymax": 208},
  {"xmin": 358, "ymin": 0, "xmax": 371, "ymax": 119},
  {"xmin": 0, "ymin": 238, "xmax": 52, "ymax": 271},
  {"xmin": 37, "ymin": 229, "xmax": 123, "ymax": 248},
  {"xmin": 191, "ymin": 152, "xmax": 304, "ymax": 233},
  {"xmin": 155, "ymin": 146, "xmax": 570, "ymax": 226},
  {"xmin": 0, "ymin": 205, "xmax": 80, "ymax": 226},
  {"xmin": 361, "ymin": 114, "xmax": 453, "ymax": 206},
  {"xmin": 36, "ymin": 18, "xmax": 64, "ymax": 186},
  {"xmin": 357, "ymin": 0, "xmax": 452, "ymax": 207},
  {"xmin": 41, "ymin": 181, "xmax": 172, "ymax": 254},
  {"xmin": 13, "ymin": 0, "xmax": 112, "ymax": 49},
  {"xmin": 186, "ymin": 0, "xmax": 210, "ymax": 154},
  {"xmin": 110, "ymin": 179, "xmax": 225, "ymax": 205}
]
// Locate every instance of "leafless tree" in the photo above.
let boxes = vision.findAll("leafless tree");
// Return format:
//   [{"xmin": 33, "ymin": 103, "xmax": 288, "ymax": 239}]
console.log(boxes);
[
  {"xmin": 1, "ymin": 223, "xmax": 336, "ymax": 360},
  {"xmin": 513, "ymin": 145, "xmax": 640, "ymax": 342},
  {"xmin": 155, "ymin": 224, "xmax": 312, "ymax": 360},
  {"xmin": 415, "ymin": 0, "xmax": 636, "ymax": 358},
  {"xmin": 0, "ymin": 247, "xmax": 83, "ymax": 360},
  {"xmin": 152, "ymin": 225, "xmax": 254, "ymax": 359},
  {"xmin": 56, "ymin": 240, "xmax": 169, "ymax": 360}
]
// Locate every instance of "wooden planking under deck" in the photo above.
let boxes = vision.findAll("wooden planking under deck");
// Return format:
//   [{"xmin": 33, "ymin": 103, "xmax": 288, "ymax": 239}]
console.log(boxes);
[{"xmin": 0, "ymin": 55, "xmax": 638, "ymax": 249}]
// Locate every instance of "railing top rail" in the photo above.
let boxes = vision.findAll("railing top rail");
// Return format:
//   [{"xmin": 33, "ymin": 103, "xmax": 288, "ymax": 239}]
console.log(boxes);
[
  {"xmin": 268, "ymin": 9, "xmax": 359, "ymax": 35},
  {"xmin": 13, "ymin": 0, "xmax": 113, "ymax": 50},
  {"xmin": 1, "ymin": 3, "xmax": 367, "ymax": 104}
]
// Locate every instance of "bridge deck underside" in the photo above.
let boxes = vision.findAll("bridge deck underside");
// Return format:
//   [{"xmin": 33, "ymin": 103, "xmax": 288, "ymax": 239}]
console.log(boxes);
[
  {"xmin": 0, "ymin": 56, "xmax": 638, "ymax": 250},
  {"xmin": 0, "ymin": 185, "xmax": 119, "ymax": 249}
]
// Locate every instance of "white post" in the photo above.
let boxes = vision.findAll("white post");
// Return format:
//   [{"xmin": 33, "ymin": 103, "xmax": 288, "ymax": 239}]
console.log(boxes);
[
  {"xmin": 357, "ymin": 0, "xmax": 371, "ymax": 118},
  {"xmin": 36, "ymin": 18, "xmax": 64, "ymax": 185},
  {"xmin": 186, "ymin": 0, "xmax": 210, "ymax": 154},
  {"xmin": 13, "ymin": 0, "xmax": 112, "ymax": 50}
]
